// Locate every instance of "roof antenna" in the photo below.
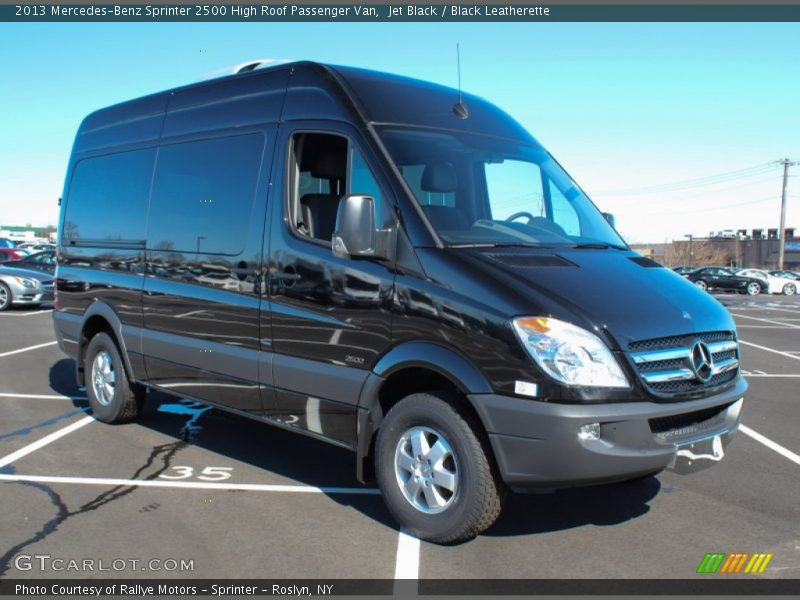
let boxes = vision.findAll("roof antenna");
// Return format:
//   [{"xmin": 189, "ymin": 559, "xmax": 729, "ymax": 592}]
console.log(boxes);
[{"xmin": 453, "ymin": 43, "xmax": 469, "ymax": 119}]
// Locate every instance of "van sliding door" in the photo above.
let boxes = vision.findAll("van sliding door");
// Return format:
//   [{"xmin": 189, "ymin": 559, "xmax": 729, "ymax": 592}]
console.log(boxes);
[{"xmin": 141, "ymin": 130, "xmax": 276, "ymax": 415}]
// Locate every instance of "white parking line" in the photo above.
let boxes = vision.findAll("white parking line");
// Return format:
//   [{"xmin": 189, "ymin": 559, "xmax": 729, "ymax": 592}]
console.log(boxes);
[
  {"xmin": 0, "ymin": 473, "xmax": 381, "ymax": 495},
  {"xmin": 0, "ymin": 341, "xmax": 57, "ymax": 358},
  {"xmin": 394, "ymin": 528, "xmax": 421, "ymax": 580},
  {"xmin": 0, "ymin": 309, "xmax": 53, "ymax": 317},
  {"xmin": 0, "ymin": 415, "xmax": 94, "ymax": 468},
  {"xmin": 743, "ymin": 374, "xmax": 800, "ymax": 378},
  {"xmin": 732, "ymin": 313, "xmax": 800, "ymax": 330},
  {"xmin": 739, "ymin": 340, "xmax": 800, "ymax": 362},
  {"xmin": 736, "ymin": 325, "xmax": 796, "ymax": 329},
  {"xmin": 740, "ymin": 425, "xmax": 800, "ymax": 466},
  {"xmin": 0, "ymin": 393, "xmax": 87, "ymax": 401},
  {"xmin": 757, "ymin": 306, "xmax": 800, "ymax": 315}
]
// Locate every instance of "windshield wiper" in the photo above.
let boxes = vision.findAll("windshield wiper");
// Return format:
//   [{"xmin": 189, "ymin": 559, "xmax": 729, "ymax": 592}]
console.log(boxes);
[
  {"xmin": 450, "ymin": 242, "xmax": 546, "ymax": 249},
  {"xmin": 571, "ymin": 242, "xmax": 628, "ymax": 250}
]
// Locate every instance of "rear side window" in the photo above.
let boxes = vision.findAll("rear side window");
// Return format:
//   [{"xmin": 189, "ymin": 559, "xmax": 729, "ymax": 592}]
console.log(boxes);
[
  {"xmin": 64, "ymin": 149, "xmax": 156, "ymax": 245},
  {"xmin": 147, "ymin": 134, "xmax": 264, "ymax": 255}
]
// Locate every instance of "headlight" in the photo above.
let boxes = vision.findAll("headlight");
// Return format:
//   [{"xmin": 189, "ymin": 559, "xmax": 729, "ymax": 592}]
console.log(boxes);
[
  {"xmin": 512, "ymin": 317, "xmax": 629, "ymax": 388},
  {"xmin": 12, "ymin": 277, "xmax": 38, "ymax": 288}
]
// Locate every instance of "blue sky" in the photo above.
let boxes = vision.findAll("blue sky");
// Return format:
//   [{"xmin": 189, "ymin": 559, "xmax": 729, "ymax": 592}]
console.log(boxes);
[{"xmin": 1, "ymin": 22, "xmax": 798, "ymax": 242}]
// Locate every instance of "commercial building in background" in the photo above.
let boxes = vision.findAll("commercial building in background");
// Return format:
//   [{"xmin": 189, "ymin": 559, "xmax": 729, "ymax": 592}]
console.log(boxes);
[
  {"xmin": 632, "ymin": 228, "xmax": 800, "ymax": 269},
  {"xmin": 0, "ymin": 224, "xmax": 57, "ymax": 243}
]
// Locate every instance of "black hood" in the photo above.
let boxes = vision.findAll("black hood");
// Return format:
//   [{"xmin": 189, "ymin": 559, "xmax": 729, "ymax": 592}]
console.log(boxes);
[{"xmin": 446, "ymin": 248, "xmax": 736, "ymax": 349}]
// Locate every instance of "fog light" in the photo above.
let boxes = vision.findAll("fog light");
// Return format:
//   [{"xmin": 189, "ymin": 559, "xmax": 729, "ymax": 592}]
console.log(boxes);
[{"xmin": 578, "ymin": 422, "xmax": 601, "ymax": 441}]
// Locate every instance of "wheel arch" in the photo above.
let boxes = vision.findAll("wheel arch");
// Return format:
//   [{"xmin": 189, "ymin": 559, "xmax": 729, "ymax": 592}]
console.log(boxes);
[
  {"xmin": 355, "ymin": 342, "xmax": 493, "ymax": 483},
  {"xmin": 76, "ymin": 301, "xmax": 136, "ymax": 387}
]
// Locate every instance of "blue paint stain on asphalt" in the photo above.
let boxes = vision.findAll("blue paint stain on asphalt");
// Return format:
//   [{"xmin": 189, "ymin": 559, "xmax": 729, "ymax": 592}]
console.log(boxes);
[{"xmin": 157, "ymin": 400, "xmax": 211, "ymax": 443}]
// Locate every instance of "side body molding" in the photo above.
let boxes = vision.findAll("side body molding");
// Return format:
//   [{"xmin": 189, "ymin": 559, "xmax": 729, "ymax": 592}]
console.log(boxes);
[{"xmin": 355, "ymin": 341, "xmax": 493, "ymax": 482}]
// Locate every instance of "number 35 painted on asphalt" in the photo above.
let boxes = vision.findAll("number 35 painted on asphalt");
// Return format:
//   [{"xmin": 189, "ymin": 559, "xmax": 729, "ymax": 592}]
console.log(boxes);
[{"xmin": 159, "ymin": 466, "xmax": 232, "ymax": 481}]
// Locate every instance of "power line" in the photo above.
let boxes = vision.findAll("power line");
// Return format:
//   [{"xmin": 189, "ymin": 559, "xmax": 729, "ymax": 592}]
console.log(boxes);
[
  {"xmin": 620, "ymin": 195, "xmax": 778, "ymax": 217},
  {"xmin": 597, "ymin": 174, "xmax": 778, "ymax": 204},
  {"xmin": 596, "ymin": 163, "xmax": 775, "ymax": 196}
]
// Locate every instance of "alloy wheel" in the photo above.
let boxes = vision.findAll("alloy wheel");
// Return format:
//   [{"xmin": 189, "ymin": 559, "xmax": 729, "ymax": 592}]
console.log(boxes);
[
  {"xmin": 394, "ymin": 426, "xmax": 459, "ymax": 514},
  {"xmin": 91, "ymin": 350, "xmax": 116, "ymax": 406}
]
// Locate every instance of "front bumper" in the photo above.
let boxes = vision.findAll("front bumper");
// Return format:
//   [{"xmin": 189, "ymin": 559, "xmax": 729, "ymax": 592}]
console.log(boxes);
[
  {"xmin": 468, "ymin": 376, "xmax": 746, "ymax": 490},
  {"xmin": 11, "ymin": 288, "xmax": 45, "ymax": 305}
]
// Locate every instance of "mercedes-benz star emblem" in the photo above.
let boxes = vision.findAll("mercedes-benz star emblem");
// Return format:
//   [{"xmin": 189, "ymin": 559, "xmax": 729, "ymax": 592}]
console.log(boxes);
[{"xmin": 690, "ymin": 340, "xmax": 714, "ymax": 383}]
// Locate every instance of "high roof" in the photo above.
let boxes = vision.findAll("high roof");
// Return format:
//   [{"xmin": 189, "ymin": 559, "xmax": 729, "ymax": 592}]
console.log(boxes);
[{"xmin": 72, "ymin": 61, "xmax": 535, "ymax": 155}]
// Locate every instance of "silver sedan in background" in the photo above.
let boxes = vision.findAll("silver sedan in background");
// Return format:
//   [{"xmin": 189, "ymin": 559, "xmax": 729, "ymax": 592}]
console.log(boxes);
[{"xmin": 0, "ymin": 265, "xmax": 54, "ymax": 311}]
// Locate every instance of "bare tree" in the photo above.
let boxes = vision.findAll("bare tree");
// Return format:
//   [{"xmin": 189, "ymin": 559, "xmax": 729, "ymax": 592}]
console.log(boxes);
[{"xmin": 665, "ymin": 240, "xmax": 733, "ymax": 268}]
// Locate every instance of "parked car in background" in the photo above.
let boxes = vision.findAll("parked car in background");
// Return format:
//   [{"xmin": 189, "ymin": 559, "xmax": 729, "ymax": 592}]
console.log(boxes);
[
  {"xmin": 736, "ymin": 268, "xmax": 797, "ymax": 296},
  {"xmin": 0, "ymin": 248, "xmax": 26, "ymax": 261},
  {"xmin": 0, "ymin": 265, "xmax": 54, "ymax": 311},
  {"xmin": 18, "ymin": 242, "xmax": 56, "ymax": 252},
  {"xmin": 6, "ymin": 250, "xmax": 56, "ymax": 275},
  {"xmin": 683, "ymin": 267, "xmax": 768, "ymax": 295},
  {"xmin": 770, "ymin": 269, "xmax": 800, "ymax": 281},
  {"xmin": 0, "ymin": 237, "xmax": 18, "ymax": 249}
]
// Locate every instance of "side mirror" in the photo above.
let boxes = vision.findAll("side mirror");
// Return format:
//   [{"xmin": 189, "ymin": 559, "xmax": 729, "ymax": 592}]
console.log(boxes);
[
  {"xmin": 603, "ymin": 212, "xmax": 616, "ymax": 228},
  {"xmin": 332, "ymin": 195, "xmax": 396, "ymax": 261}
]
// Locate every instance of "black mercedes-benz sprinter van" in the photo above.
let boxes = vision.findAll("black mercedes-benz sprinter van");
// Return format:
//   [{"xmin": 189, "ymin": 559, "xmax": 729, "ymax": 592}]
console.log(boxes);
[{"xmin": 54, "ymin": 61, "xmax": 745, "ymax": 542}]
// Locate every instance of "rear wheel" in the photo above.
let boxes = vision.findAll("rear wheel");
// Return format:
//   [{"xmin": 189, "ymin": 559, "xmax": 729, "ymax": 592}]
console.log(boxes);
[
  {"xmin": 694, "ymin": 280, "xmax": 708, "ymax": 291},
  {"xmin": 783, "ymin": 283, "xmax": 796, "ymax": 296},
  {"xmin": 375, "ymin": 392, "xmax": 505, "ymax": 543},
  {"xmin": 85, "ymin": 332, "xmax": 143, "ymax": 423},
  {"xmin": 746, "ymin": 282, "xmax": 761, "ymax": 296},
  {"xmin": 0, "ymin": 282, "xmax": 11, "ymax": 311}
]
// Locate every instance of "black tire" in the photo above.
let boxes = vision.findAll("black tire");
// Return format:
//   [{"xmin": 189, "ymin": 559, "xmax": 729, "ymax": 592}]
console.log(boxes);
[
  {"xmin": 84, "ymin": 332, "xmax": 143, "ymax": 424},
  {"xmin": 0, "ymin": 282, "xmax": 11, "ymax": 311},
  {"xmin": 783, "ymin": 283, "xmax": 796, "ymax": 296},
  {"xmin": 375, "ymin": 392, "xmax": 505, "ymax": 543},
  {"xmin": 694, "ymin": 280, "xmax": 708, "ymax": 292},
  {"xmin": 746, "ymin": 282, "xmax": 761, "ymax": 296}
]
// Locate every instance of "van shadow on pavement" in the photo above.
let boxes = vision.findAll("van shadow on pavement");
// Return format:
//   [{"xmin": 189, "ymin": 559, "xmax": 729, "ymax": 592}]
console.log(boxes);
[{"xmin": 48, "ymin": 359, "xmax": 660, "ymax": 541}]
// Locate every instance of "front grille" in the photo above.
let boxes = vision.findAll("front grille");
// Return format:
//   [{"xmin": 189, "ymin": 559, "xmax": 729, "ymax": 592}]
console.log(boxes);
[
  {"xmin": 628, "ymin": 331, "xmax": 739, "ymax": 398},
  {"xmin": 649, "ymin": 402, "xmax": 731, "ymax": 436}
]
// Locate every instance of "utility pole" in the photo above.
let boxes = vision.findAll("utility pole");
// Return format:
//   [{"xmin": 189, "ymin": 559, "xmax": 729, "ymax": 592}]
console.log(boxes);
[
  {"xmin": 777, "ymin": 158, "xmax": 795, "ymax": 270},
  {"xmin": 685, "ymin": 234, "xmax": 693, "ymax": 267}
]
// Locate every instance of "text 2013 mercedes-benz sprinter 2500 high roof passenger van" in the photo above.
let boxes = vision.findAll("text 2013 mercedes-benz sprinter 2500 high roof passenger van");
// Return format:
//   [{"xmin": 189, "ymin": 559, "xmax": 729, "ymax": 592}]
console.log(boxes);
[{"xmin": 54, "ymin": 62, "xmax": 745, "ymax": 542}]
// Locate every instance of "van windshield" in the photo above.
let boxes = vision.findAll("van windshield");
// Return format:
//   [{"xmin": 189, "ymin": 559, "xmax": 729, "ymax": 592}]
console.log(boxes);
[{"xmin": 378, "ymin": 127, "xmax": 626, "ymax": 248}]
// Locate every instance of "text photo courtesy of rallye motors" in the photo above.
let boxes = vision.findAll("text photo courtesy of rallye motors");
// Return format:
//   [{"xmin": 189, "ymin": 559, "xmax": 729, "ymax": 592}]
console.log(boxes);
[{"xmin": 52, "ymin": 61, "xmax": 745, "ymax": 543}]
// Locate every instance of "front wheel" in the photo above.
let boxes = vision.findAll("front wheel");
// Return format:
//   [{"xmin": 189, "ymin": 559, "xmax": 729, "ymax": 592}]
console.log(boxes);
[
  {"xmin": 783, "ymin": 283, "xmax": 796, "ymax": 296},
  {"xmin": 695, "ymin": 280, "xmax": 708, "ymax": 291},
  {"xmin": 375, "ymin": 393, "xmax": 504, "ymax": 543},
  {"xmin": 0, "ymin": 282, "xmax": 11, "ymax": 311},
  {"xmin": 746, "ymin": 282, "xmax": 761, "ymax": 296}
]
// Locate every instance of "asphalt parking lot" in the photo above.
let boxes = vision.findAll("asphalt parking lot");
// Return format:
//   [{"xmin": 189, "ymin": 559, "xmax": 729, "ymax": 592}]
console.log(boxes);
[{"xmin": 0, "ymin": 294, "xmax": 799, "ymax": 586}]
